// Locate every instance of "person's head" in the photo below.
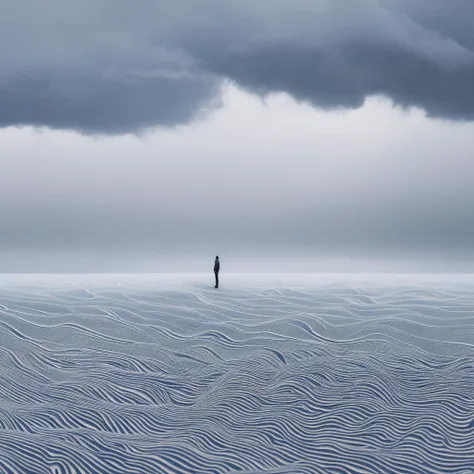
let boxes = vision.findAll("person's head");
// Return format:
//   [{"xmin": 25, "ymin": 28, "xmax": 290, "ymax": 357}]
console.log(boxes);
[{"xmin": 216, "ymin": 256, "xmax": 219, "ymax": 260}]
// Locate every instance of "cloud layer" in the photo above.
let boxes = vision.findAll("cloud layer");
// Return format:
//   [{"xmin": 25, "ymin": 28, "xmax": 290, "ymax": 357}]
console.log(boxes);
[{"xmin": 1, "ymin": 0, "xmax": 474, "ymax": 133}]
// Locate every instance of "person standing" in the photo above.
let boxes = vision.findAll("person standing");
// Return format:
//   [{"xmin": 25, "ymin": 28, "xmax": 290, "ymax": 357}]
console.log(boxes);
[{"xmin": 214, "ymin": 256, "xmax": 220, "ymax": 288}]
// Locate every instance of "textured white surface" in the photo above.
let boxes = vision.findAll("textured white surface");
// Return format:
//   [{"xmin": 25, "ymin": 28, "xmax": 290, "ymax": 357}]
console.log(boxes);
[{"xmin": 0, "ymin": 274, "xmax": 472, "ymax": 473}]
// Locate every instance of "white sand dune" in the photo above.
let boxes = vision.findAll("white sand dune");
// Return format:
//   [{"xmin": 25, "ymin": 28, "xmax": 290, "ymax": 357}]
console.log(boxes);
[{"xmin": 0, "ymin": 273, "xmax": 472, "ymax": 473}]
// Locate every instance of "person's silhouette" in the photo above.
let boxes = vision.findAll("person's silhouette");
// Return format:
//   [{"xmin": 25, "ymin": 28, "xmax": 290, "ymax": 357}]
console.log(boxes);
[{"xmin": 214, "ymin": 256, "xmax": 220, "ymax": 288}]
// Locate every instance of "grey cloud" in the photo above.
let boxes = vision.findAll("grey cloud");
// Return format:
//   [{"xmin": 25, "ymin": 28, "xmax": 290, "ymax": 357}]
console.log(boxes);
[
  {"xmin": 187, "ymin": 0, "xmax": 474, "ymax": 120},
  {"xmin": 0, "ymin": 70, "xmax": 219, "ymax": 134},
  {"xmin": 1, "ymin": 0, "xmax": 474, "ymax": 133}
]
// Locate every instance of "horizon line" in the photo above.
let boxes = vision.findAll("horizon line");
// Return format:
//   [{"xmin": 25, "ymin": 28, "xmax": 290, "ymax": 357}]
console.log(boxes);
[{"xmin": 1, "ymin": 271, "xmax": 474, "ymax": 276}]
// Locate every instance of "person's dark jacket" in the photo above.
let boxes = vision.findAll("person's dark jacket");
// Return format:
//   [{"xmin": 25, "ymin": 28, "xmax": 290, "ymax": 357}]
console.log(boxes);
[{"xmin": 214, "ymin": 259, "xmax": 220, "ymax": 273}]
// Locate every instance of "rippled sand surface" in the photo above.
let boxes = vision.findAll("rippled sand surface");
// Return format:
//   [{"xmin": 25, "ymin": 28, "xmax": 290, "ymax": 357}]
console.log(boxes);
[{"xmin": 0, "ymin": 273, "xmax": 473, "ymax": 474}]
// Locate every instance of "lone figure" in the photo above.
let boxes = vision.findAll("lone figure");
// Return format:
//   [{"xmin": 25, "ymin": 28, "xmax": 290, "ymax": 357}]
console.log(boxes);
[{"xmin": 214, "ymin": 256, "xmax": 220, "ymax": 288}]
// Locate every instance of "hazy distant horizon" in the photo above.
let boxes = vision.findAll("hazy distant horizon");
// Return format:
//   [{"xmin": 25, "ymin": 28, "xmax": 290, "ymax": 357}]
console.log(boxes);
[{"xmin": 3, "ymin": 254, "xmax": 474, "ymax": 274}]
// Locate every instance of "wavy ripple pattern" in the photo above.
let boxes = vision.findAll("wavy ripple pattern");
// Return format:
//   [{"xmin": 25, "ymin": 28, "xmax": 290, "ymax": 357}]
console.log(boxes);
[{"xmin": 0, "ymin": 273, "xmax": 473, "ymax": 474}]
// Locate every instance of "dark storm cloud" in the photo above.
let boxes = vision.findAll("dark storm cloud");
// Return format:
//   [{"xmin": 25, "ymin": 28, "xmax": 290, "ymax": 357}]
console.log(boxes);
[
  {"xmin": 1, "ymin": 0, "xmax": 474, "ymax": 133},
  {"xmin": 186, "ymin": 0, "xmax": 474, "ymax": 120},
  {"xmin": 0, "ymin": 71, "xmax": 219, "ymax": 134}
]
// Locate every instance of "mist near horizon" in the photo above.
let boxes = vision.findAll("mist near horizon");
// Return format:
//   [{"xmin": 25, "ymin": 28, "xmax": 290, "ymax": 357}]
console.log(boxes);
[
  {"xmin": 2, "ymin": 88, "xmax": 474, "ymax": 273},
  {"xmin": 2, "ymin": 256, "xmax": 474, "ymax": 275}
]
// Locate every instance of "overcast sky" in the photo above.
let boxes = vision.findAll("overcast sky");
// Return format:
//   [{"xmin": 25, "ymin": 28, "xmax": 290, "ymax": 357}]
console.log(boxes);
[{"xmin": 1, "ymin": 0, "xmax": 474, "ymax": 272}]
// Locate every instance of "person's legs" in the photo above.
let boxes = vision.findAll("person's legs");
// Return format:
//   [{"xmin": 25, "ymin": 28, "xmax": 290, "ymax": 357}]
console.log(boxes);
[{"xmin": 214, "ymin": 272, "xmax": 219, "ymax": 288}]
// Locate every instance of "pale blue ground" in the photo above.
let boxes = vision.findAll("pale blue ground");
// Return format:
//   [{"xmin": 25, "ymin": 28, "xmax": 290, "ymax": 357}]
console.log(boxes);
[{"xmin": 0, "ymin": 274, "xmax": 473, "ymax": 473}]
